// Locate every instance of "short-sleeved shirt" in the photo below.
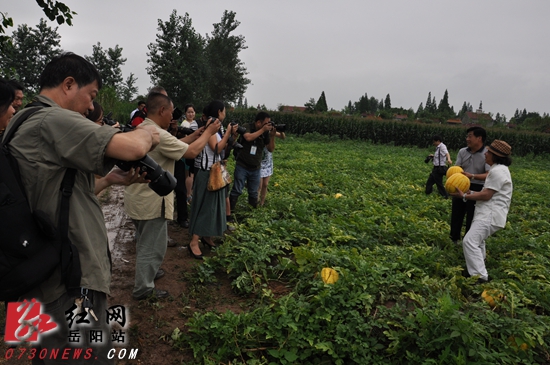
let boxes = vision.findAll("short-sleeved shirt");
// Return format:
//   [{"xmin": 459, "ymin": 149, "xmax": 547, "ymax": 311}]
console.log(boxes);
[
  {"xmin": 433, "ymin": 142, "xmax": 448, "ymax": 167},
  {"xmin": 236, "ymin": 123, "xmax": 270, "ymax": 170},
  {"xmin": 7, "ymin": 95, "xmax": 119, "ymax": 303},
  {"xmin": 456, "ymin": 146, "xmax": 490, "ymax": 185},
  {"xmin": 473, "ymin": 164, "xmax": 513, "ymax": 228},
  {"xmin": 124, "ymin": 118, "xmax": 188, "ymax": 221}
]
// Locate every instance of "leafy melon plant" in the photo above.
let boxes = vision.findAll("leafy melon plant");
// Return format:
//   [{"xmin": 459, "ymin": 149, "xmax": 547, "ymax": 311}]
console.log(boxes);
[{"xmin": 173, "ymin": 134, "xmax": 550, "ymax": 364}]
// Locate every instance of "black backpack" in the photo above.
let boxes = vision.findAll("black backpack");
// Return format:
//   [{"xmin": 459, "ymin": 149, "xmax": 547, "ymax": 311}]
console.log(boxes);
[{"xmin": 0, "ymin": 104, "xmax": 82, "ymax": 301}]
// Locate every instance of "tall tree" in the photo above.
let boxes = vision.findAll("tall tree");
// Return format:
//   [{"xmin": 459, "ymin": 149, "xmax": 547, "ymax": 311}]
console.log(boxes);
[
  {"xmin": 304, "ymin": 97, "xmax": 316, "ymax": 113},
  {"xmin": 0, "ymin": 18, "xmax": 61, "ymax": 93},
  {"xmin": 384, "ymin": 93, "xmax": 391, "ymax": 110},
  {"xmin": 120, "ymin": 73, "xmax": 138, "ymax": 102},
  {"xmin": 147, "ymin": 10, "xmax": 207, "ymax": 107},
  {"xmin": 85, "ymin": 42, "xmax": 127, "ymax": 93},
  {"xmin": 369, "ymin": 96, "xmax": 378, "ymax": 114},
  {"xmin": 315, "ymin": 91, "xmax": 328, "ymax": 112},
  {"xmin": 204, "ymin": 10, "xmax": 250, "ymax": 104},
  {"xmin": 437, "ymin": 89, "xmax": 454, "ymax": 118},
  {"xmin": 416, "ymin": 102, "xmax": 424, "ymax": 118}
]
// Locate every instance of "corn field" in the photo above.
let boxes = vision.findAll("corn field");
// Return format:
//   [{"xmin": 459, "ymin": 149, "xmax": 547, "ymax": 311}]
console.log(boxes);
[{"xmin": 229, "ymin": 110, "xmax": 550, "ymax": 157}]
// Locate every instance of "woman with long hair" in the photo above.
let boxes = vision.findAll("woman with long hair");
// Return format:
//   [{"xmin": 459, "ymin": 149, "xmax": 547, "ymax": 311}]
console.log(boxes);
[{"xmin": 188, "ymin": 100, "xmax": 238, "ymax": 259}]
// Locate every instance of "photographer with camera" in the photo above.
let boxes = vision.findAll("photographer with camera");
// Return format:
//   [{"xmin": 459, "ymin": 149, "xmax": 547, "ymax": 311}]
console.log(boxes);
[
  {"xmin": 229, "ymin": 111, "xmax": 276, "ymax": 211},
  {"xmin": 425, "ymin": 135, "xmax": 452, "ymax": 199},
  {"xmin": 187, "ymin": 100, "xmax": 239, "ymax": 259},
  {"xmin": 5, "ymin": 53, "xmax": 160, "ymax": 363},
  {"xmin": 124, "ymin": 92, "xmax": 220, "ymax": 300}
]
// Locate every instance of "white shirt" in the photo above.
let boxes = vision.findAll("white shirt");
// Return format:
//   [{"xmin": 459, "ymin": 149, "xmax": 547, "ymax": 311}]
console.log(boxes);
[{"xmin": 473, "ymin": 164, "xmax": 513, "ymax": 228}]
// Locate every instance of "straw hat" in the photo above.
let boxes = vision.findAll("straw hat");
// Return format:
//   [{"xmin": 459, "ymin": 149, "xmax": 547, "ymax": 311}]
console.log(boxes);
[{"xmin": 487, "ymin": 140, "xmax": 511, "ymax": 157}]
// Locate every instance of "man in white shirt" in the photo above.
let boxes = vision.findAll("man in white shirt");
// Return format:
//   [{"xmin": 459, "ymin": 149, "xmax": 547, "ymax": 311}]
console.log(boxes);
[{"xmin": 425, "ymin": 135, "xmax": 452, "ymax": 198}]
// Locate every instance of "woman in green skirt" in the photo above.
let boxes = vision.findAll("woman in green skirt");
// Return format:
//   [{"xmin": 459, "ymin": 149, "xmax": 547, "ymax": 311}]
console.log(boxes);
[{"xmin": 188, "ymin": 100, "xmax": 239, "ymax": 259}]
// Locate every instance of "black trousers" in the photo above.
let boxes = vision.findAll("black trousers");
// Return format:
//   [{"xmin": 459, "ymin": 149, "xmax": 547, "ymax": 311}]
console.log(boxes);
[
  {"xmin": 174, "ymin": 160, "xmax": 188, "ymax": 223},
  {"xmin": 449, "ymin": 183, "xmax": 484, "ymax": 241},
  {"xmin": 425, "ymin": 166, "xmax": 448, "ymax": 198}
]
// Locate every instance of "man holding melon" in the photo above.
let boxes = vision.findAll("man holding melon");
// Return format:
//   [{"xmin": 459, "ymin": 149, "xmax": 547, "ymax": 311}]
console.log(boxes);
[
  {"xmin": 449, "ymin": 140, "xmax": 513, "ymax": 283},
  {"xmin": 449, "ymin": 127, "xmax": 490, "ymax": 244}
]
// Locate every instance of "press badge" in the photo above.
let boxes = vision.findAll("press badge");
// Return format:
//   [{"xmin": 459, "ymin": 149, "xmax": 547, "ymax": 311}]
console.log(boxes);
[{"xmin": 250, "ymin": 146, "xmax": 257, "ymax": 155}]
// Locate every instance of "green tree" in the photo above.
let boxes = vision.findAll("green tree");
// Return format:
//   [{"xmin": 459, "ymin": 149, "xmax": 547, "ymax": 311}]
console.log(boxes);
[
  {"xmin": 315, "ymin": 91, "xmax": 328, "ymax": 112},
  {"xmin": 1, "ymin": 1, "xmax": 75, "ymax": 48},
  {"xmin": 384, "ymin": 93, "xmax": 391, "ymax": 110},
  {"xmin": 416, "ymin": 102, "xmax": 424, "ymax": 118},
  {"xmin": 368, "ymin": 96, "xmax": 378, "ymax": 114},
  {"xmin": 304, "ymin": 97, "xmax": 316, "ymax": 113},
  {"xmin": 204, "ymin": 10, "xmax": 250, "ymax": 104},
  {"xmin": 85, "ymin": 42, "xmax": 127, "ymax": 93},
  {"xmin": 437, "ymin": 89, "xmax": 455, "ymax": 119},
  {"xmin": 120, "ymin": 72, "xmax": 138, "ymax": 102},
  {"xmin": 0, "ymin": 18, "xmax": 61, "ymax": 93},
  {"xmin": 147, "ymin": 10, "xmax": 207, "ymax": 107}
]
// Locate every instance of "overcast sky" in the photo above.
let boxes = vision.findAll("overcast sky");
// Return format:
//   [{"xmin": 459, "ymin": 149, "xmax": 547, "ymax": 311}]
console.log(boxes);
[{"xmin": 3, "ymin": 0, "xmax": 549, "ymax": 118}]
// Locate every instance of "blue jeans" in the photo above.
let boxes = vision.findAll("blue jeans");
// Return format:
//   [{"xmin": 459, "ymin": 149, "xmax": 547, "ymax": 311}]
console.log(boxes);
[{"xmin": 230, "ymin": 164, "xmax": 261, "ymax": 206}]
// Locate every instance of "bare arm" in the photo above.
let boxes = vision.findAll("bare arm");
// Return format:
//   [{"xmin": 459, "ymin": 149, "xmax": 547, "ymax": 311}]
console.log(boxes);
[
  {"xmin": 450, "ymin": 187, "xmax": 495, "ymax": 201},
  {"xmin": 105, "ymin": 125, "xmax": 159, "ymax": 161},
  {"xmin": 182, "ymin": 119, "xmax": 221, "ymax": 158},
  {"xmin": 266, "ymin": 129, "xmax": 276, "ymax": 153},
  {"xmin": 94, "ymin": 167, "xmax": 149, "ymax": 195},
  {"xmin": 208, "ymin": 123, "xmax": 237, "ymax": 151},
  {"xmin": 243, "ymin": 123, "xmax": 273, "ymax": 142},
  {"xmin": 462, "ymin": 171, "xmax": 488, "ymax": 181}
]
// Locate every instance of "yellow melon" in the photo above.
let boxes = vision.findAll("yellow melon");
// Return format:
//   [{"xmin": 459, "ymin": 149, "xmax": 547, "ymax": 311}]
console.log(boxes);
[
  {"xmin": 481, "ymin": 289, "xmax": 503, "ymax": 308},
  {"xmin": 445, "ymin": 173, "xmax": 470, "ymax": 194},
  {"xmin": 508, "ymin": 336, "xmax": 529, "ymax": 351},
  {"xmin": 321, "ymin": 268, "xmax": 339, "ymax": 284},
  {"xmin": 446, "ymin": 166, "xmax": 464, "ymax": 179}
]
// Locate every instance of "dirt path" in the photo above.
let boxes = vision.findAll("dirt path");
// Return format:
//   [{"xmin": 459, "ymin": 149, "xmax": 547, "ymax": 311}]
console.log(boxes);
[{"xmin": 1, "ymin": 185, "xmax": 243, "ymax": 364}]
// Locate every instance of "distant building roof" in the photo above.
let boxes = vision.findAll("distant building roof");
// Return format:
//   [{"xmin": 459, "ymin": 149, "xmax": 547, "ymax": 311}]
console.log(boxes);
[
  {"xmin": 464, "ymin": 111, "xmax": 492, "ymax": 122},
  {"xmin": 394, "ymin": 114, "xmax": 408, "ymax": 120},
  {"xmin": 447, "ymin": 119, "xmax": 462, "ymax": 125},
  {"xmin": 281, "ymin": 105, "xmax": 306, "ymax": 112}
]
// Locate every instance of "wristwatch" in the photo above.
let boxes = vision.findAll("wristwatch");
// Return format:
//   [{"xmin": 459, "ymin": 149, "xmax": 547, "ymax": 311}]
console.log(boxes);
[{"xmin": 462, "ymin": 193, "xmax": 468, "ymax": 203}]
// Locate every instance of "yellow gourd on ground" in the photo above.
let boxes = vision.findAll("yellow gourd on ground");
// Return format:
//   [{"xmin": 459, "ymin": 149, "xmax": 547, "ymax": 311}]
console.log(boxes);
[
  {"xmin": 481, "ymin": 289, "xmax": 503, "ymax": 308},
  {"xmin": 445, "ymin": 173, "xmax": 470, "ymax": 194},
  {"xmin": 321, "ymin": 268, "xmax": 339, "ymax": 284},
  {"xmin": 508, "ymin": 336, "xmax": 529, "ymax": 351},
  {"xmin": 446, "ymin": 166, "xmax": 464, "ymax": 179}
]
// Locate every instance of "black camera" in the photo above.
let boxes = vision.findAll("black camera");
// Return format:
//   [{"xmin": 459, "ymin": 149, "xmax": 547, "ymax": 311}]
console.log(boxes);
[
  {"xmin": 103, "ymin": 111, "xmax": 134, "ymax": 132},
  {"xmin": 175, "ymin": 126, "xmax": 195, "ymax": 138},
  {"xmin": 230, "ymin": 121, "xmax": 246, "ymax": 135},
  {"xmin": 103, "ymin": 112, "xmax": 117, "ymax": 126},
  {"xmin": 424, "ymin": 155, "xmax": 434, "ymax": 163},
  {"xmin": 172, "ymin": 107, "xmax": 183, "ymax": 121},
  {"xmin": 269, "ymin": 121, "xmax": 286, "ymax": 133},
  {"xmin": 116, "ymin": 155, "xmax": 177, "ymax": 196}
]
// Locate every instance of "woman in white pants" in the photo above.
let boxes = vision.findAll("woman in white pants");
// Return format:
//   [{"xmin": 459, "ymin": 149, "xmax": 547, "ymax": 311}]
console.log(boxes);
[{"xmin": 450, "ymin": 140, "xmax": 513, "ymax": 283}]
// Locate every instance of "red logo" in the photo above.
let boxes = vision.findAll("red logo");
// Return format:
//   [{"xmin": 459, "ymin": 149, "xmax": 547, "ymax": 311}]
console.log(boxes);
[{"xmin": 4, "ymin": 299, "xmax": 58, "ymax": 343}]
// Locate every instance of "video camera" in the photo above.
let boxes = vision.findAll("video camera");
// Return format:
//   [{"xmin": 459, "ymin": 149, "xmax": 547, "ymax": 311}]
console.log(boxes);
[{"xmin": 424, "ymin": 155, "xmax": 434, "ymax": 163}]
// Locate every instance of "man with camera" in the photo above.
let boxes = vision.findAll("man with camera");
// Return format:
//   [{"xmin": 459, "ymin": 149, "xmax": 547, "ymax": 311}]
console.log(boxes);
[
  {"xmin": 124, "ymin": 92, "xmax": 220, "ymax": 300},
  {"xmin": 425, "ymin": 135, "xmax": 452, "ymax": 199},
  {"xmin": 229, "ymin": 111, "xmax": 276, "ymax": 211},
  {"xmin": 6, "ymin": 52, "xmax": 160, "ymax": 364}
]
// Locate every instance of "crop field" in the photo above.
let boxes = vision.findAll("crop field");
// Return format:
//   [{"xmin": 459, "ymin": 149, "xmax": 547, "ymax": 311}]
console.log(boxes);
[{"xmin": 173, "ymin": 133, "xmax": 550, "ymax": 364}]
